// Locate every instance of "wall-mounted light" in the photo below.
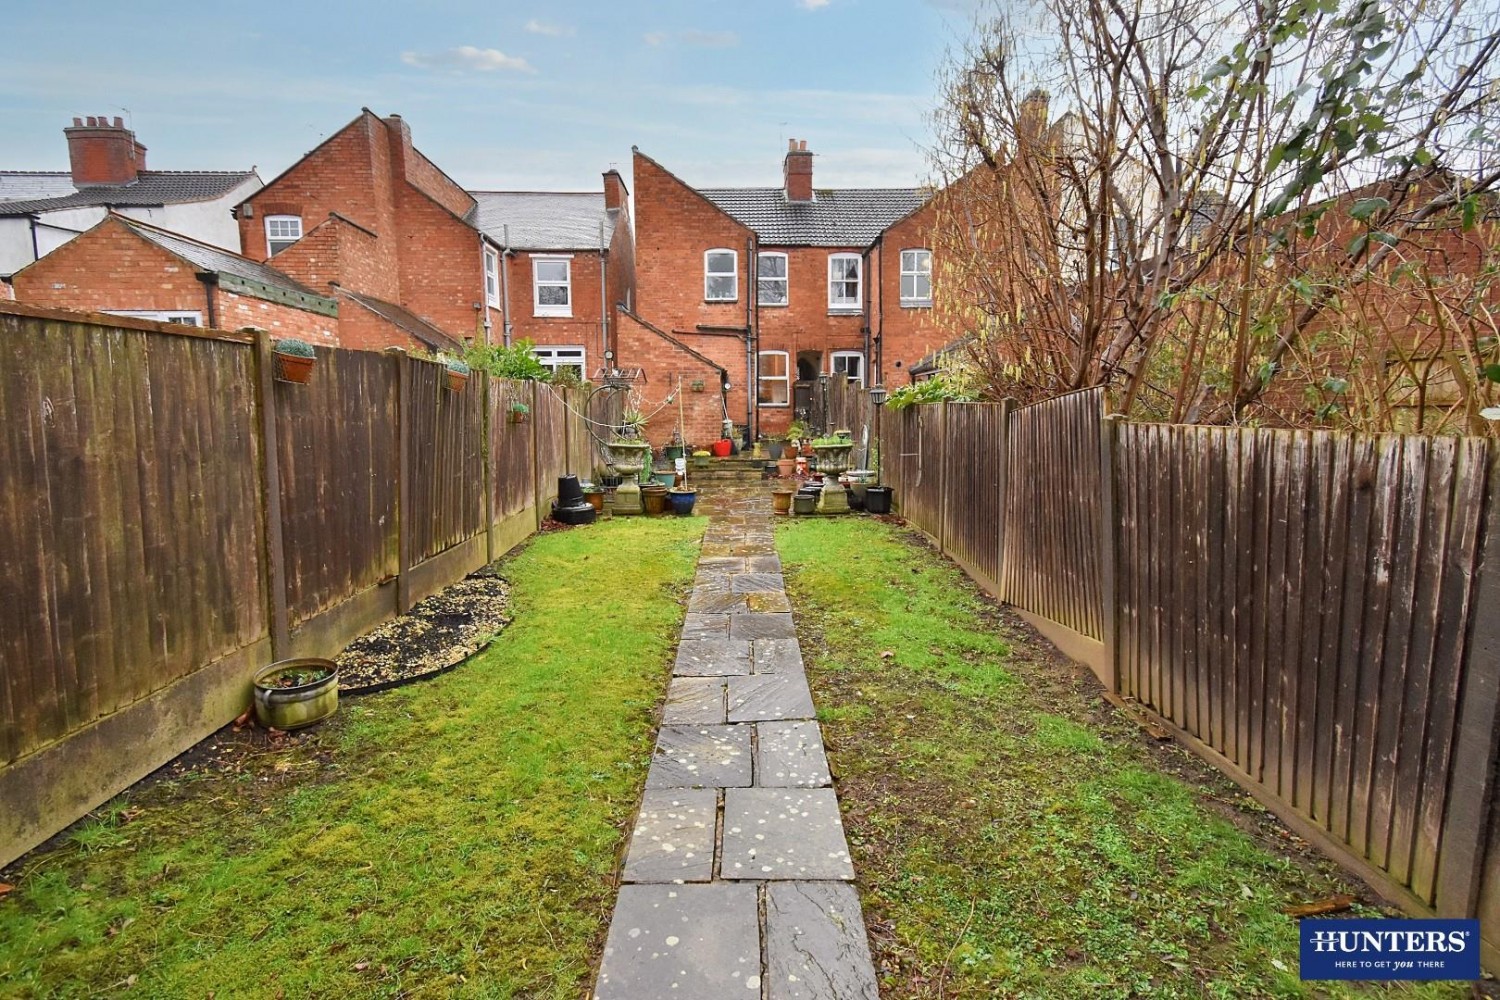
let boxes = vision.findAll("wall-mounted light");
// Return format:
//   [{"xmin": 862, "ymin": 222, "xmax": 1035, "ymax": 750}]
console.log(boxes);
[
  {"xmin": 818, "ymin": 372, "xmax": 830, "ymax": 387},
  {"xmin": 870, "ymin": 385, "xmax": 888, "ymax": 406}
]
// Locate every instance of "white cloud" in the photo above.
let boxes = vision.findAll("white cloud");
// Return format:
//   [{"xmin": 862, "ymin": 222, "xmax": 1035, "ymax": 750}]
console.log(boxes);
[
  {"xmin": 400, "ymin": 46, "xmax": 535, "ymax": 74},
  {"xmin": 643, "ymin": 29, "xmax": 739, "ymax": 48},
  {"xmin": 524, "ymin": 19, "xmax": 574, "ymax": 37},
  {"xmin": 799, "ymin": 0, "xmax": 832, "ymax": 9}
]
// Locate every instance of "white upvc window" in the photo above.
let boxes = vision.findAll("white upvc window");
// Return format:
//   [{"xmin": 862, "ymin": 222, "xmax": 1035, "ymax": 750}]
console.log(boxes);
[
  {"xmin": 103, "ymin": 309, "xmax": 203, "ymax": 326},
  {"xmin": 900, "ymin": 248, "xmax": 932, "ymax": 306},
  {"xmin": 265, "ymin": 215, "xmax": 302, "ymax": 256},
  {"xmin": 533, "ymin": 345, "xmax": 586, "ymax": 379},
  {"xmin": 828, "ymin": 253, "xmax": 861, "ymax": 312},
  {"xmin": 533, "ymin": 255, "xmax": 572, "ymax": 317},
  {"xmin": 483, "ymin": 246, "xmax": 500, "ymax": 308},
  {"xmin": 831, "ymin": 351, "xmax": 865, "ymax": 387},
  {"xmin": 705, "ymin": 248, "xmax": 738, "ymax": 302},
  {"xmin": 757, "ymin": 252, "xmax": 788, "ymax": 306},
  {"xmin": 757, "ymin": 350, "xmax": 790, "ymax": 407}
]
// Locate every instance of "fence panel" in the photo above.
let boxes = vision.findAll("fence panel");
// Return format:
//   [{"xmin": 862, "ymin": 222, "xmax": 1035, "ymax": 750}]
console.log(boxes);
[
  {"xmin": 1114, "ymin": 423, "xmax": 1494, "ymax": 911},
  {"xmin": 406, "ymin": 359, "xmax": 485, "ymax": 565},
  {"xmin": 1000, "ymin": 388, "xmax": 1105, "ymax": 639},
  {"xmin": 534, "ymin": 383, "xmax": 570, "ymax": 511},
  {"xmin": 275, "ymin": 347, "xmax": 398, "ymax": 624},
  {"xmin": 940, "ymin": 404, "xmax": 1005, "ymax": 590},
  {"xmin": 0, "ymin": 315, "xmax": 265, "ymax": 764},
  {"xmin": 898, "ymin": 404, "xmax": 946, "ymax": 532},
  {"xmin": 491, "ymin": 378, "xmax": 536, "ymax": 520}
]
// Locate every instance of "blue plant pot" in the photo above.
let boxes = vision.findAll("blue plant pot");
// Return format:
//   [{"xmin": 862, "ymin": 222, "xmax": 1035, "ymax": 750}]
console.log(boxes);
[{"xmin": 669, "ymin": 490, "xmax": 697, "ymax": 516}]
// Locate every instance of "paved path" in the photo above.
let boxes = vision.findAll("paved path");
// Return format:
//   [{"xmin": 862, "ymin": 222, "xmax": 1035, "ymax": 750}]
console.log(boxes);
[{"xmin": 594, "ymin": 488, "xmax": 879, "ymax": 1000}]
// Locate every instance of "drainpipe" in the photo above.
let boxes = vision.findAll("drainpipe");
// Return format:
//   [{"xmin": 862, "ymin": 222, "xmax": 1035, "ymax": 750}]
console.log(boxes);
[
  {"xmin": 479, "ymin": 232, "xmax": 493, "ymax": 346},
  {"xmin": 875, "ymin": 237, "xmax": 886, "ymax": 386},
  {"xmin": 196, "ymin": 272, "xmax": 219, "ymax": 329},
  {"xmin": 599, "ymin": 220, "xmax": 608, "ymax": 368},
  {"xmin": 499, "ymin": 224, "xmax": 514, "ymax": 346},
  {"xmin": 744, "ymin": 235, "xmax": 755, "ymax": 447},
  {"xmin": 863, "ymin": 242, "xmax": 873, "ymax": 388},
  {"xmin": 28, "ymin": 215, "xmax": 40, "ymax": 262}
]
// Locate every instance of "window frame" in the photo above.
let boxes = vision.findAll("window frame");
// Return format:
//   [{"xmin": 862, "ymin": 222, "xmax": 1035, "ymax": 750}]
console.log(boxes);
[
  {"xmin": 483, "ymin": 246, "xmax": 500, "ymax": 308},
  {"xmin": 532, "ymin": 254, "xmax": 573, "ymax": 318},
  {"xmin": 532, "ymin": 345, "xmax": 587, "ymax": 379},
  {"xmin": 757, "ymin": 350, "xmax": 791, "ymax": 408},
  {"xmin": 264, "ymin": 215, "xmax": 302, "ymax": 256},
  {"xmin": 827, "ymin": 252, "xmax": 862, "ymax": 312},
  {"xmin": 103, "ymin": 309, "xmax": 203, "ymax": 326},
  {"xmin": 704, "ymin": 248, "xmax": 738, "ymax": 302},
  {"xmin": 899, "ymin": 248, "xmax": 933, "ymax": 307},
  {"xmin": 830, "ymin": 350, "xmax": 866, "ymax": 387},
  {"xmin": 757, "ymin": 251, "xmax": 789, "ymax": 307}
]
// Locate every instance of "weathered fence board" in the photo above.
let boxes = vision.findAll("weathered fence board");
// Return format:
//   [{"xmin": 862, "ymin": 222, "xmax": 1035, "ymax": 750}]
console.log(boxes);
[
  {"xmin": 940, "ymin": 404, "xmax": 1004, "ymax": 591},
  {"xmin": 491, "ymin": 378, "xmax": 537, "ymax": 520}
]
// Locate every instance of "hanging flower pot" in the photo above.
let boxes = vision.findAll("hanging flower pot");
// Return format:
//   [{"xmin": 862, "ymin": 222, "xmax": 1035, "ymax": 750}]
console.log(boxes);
[
  {"xmin": 252, "ymin": 658, "xmax": 338, "ymax": 729},
  {"xmin": 445, "ymin": 357, "xmax": 470, "ymax": 392},
  {"xmin": 272, "ymin": 338, "xmax": 316, "ymax": 384},
  {"xmin": 508, "ymin": 402, "xmax": 530, "ymax": 424}
]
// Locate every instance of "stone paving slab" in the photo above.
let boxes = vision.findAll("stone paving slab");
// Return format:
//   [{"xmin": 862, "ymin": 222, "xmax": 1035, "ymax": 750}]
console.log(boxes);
[
  {"xmin": 756, "ymin": 721, "xmax": 832, "ymax": 787},
  {"xmin": 621, "ymin": 789, "xmax": 717, "ymax": 883},
  {"xmin": 765, "ymin": 882, "xmax": 879, "ymax": 1000},
  {"xmin": 674, "ymin": 638, "xmax": 753, "ymax": 676},
  {"xmin": 728, "ymin": 673, "xmax": 816, "ymax": 722},
  {"xmin": 747, "ymin": 591, "xmax": 794, "ymax": 613},
  {"xmin": 681, "ymin": 613, "xmax": 729, "ymax": 640},
  {"xmin": 721, "ymin": 788, "xmax": 855, "ymax": 881},
  {"xmin": 696, "ymin": 556, "xmax": 745, "ymax": 574},
  {"xmin": 686, "ymin": 590, "xmax": 750, "ymax": 614},
  {"xmin": 731, "ymin": 572, "xmax": 786, "ymax": 593},
  {"xmin": 729, "ymin": 612, "xmax": 796, "ymax": 640},
  {"xmin": 595, "ymin": 883, "xmax": 761, "ymax": 999},
  {"xmin": 746, "ymin": 554, "xmax": 783, "ymax": 573},
  {"xmin": 753, "ymin": 638, "xmax": 805, "ymax": 674},
  {"xmin": 662, "ymin": 677, "xmax": 726, "ymax": 724},
  {"xmin": 647, "ymin": 725, "xmax": 753, "ymax": 788}
]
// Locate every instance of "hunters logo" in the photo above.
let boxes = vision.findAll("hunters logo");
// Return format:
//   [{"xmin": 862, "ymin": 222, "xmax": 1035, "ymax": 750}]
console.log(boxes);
[{"xmin": 1300, "ymin": 919, "xmax": 1481, "ymax": 981}]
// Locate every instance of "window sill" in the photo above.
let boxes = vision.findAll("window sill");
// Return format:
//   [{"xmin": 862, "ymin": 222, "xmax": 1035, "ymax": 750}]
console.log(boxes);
[
  {"xmin": 705, "ymin": 299, "xmax": 740, "ymax": 305},
  {"xmin": 757, "ymin": 402, "xmax": 791, "ymax": 408},
  {"xmin": 827, "ymin": 308, "xmax": 863, "ymax": 316},
  {"xmin": 758, "ymin": 302, "xmax": 789, "ymax": 308},
  {"xmin": 534, "ymin": 310, "xmax": 573, "ymax": 319},
  {"xmin": 900, "ymin": 300, "xmax": 933, "ymax": 309}
]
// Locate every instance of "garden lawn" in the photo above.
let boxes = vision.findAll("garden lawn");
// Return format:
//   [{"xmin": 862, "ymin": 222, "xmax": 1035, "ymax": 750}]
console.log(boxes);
[
  {"xmin": 0, "ymin": 516, "xmax": 704, "ymax": 999},
  {"xmin": 777, "ymin": 516, "xmax": 1468, "ymax": 1000}
]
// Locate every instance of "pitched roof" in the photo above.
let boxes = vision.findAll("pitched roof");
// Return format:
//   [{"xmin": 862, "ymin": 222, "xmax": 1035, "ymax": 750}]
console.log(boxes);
[
  {"xmin": 697, "ymin": 187, "xmax": 929, "ymax": 247},
  {"xmin": 336, "ymin": 288, "xmax": 463, "ymax": 353},
  {"xmin": 0, "ymin": 170, "xmax": 259, "ymax": 216},
  {"xmin": 115, "ymin": 216, "xmax": 323, "ymax": 298},
  {"xmin": 470, "ymin": 191, "xmax": 615, "ymax": 251}
]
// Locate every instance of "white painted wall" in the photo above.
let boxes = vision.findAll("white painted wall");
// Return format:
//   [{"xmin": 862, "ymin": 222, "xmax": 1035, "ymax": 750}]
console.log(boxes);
[{"xmin": 0, "ymin": 174, "xmax": 262, "ymax": 279}]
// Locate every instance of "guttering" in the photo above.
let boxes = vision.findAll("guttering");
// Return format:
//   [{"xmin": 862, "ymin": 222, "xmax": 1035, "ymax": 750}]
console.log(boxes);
[
  {"xmin": 599, "ymin": 220, "xmax": 609, "ymax": 364},
  {"xmin": 744, "ymin": 234, "xmax": 755, "ymax": 445}
]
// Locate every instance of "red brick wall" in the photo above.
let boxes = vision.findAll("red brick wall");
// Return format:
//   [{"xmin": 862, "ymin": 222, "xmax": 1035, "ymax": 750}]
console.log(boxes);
[
  {"xmin": 392, "ymin": 188, "xmax": 483, "ymax": 342},
  {"xmin": 11, "ymin": 218, "xmax": 209, "ymax": 313},
  {"xmin": 503, "ymin": 249, "xmax": 606, "ymax": 360},
  {"xmin": 213, "ymin": 288, "xmax": 337, "ymax": 343},
  {"xmin": 616, "ymin": 310, "xmax": 742, "ymax": 447},
  {"xmin": 386, "ymin": 116, "xmax": 475, "ymax": 221},
  {"xmin": 337, "ymin": 294, "xmax": 435, "ymax": 353},
  {"xmin": 632, "ymin": 150, "xmax": 755, "ymax": 334},
  {"xmin": 606, "ymin": 200, "xmax": 636, "ymax": 356},
  {"xmin": 872, "ymin": 200, "xmax": 947, "ymax": 384}
]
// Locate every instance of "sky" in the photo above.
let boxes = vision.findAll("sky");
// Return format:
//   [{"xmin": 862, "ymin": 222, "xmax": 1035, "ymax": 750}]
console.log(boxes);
[{"xmin": 2, "ymin": 0, "xmax": 984, "ymax": 193}]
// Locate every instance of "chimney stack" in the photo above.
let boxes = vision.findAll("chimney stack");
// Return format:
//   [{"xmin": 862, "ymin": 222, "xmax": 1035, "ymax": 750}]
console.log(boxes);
[
  {"xmin": 784, "ymin": 138, "xmax": 813, "ymax": 203},
  {"xmin": 64, "ymin": 115, "xmax": 146, "ymax": 187},
  {"xmin": 603, "ymin": 169, "xmax": 629, "ymax": 212}
]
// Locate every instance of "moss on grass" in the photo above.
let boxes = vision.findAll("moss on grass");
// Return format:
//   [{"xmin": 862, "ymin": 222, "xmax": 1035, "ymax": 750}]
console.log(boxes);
[
  {"xmin": 0, "ymin": 516, "xmax": 704, "ymax": 999},
  {"xmin": 778, "ymin": 516, "xmax": 1466, "ymax": 1000}
]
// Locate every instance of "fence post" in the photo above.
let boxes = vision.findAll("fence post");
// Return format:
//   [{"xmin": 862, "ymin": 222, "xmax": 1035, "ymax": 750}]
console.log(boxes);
[
  {"xmin": 531, "ymin": 379, "xmax": 544, "ymax": 529},
  {"xmin": 1098, "ymin": 412, "xmax": 1126, "ymax": 693},
  {"xmin": 938, "ymin": 400, "xmax": 950, "ymax": 554},
  {"xmin": 1434, "ymin": 450, "xmax": 1500, "ymax": 918},
  {"xmin": 995, "ymin": 397, "xmax": 1016, "ymax": 604},
  {"xmin": 481, "ymin": 372, "xmax": 494, "ymax": 565},
  {"xmin": 252, "ymin": 333, "xmax": 290, "ymax": 658},
  {"xmin": 394, "ymin": 349, "xmax": 414, "ymax": 614}
]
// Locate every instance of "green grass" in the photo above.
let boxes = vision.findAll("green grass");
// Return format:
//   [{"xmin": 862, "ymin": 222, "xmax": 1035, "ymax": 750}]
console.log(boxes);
[
  {"xmin": 777, "ymin": 517, "xmax": 1466, "ymax": 1000},
  {"xmin": 0, "ymin": 516, "xmax": 705, "ymax": 999}
]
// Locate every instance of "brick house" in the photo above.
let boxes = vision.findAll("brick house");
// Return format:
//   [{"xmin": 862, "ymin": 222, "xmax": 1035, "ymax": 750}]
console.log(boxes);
[
  {"xmin": 469, "ymin": 168, "xmax": 635, "ymax": 378},
  {"xmin": 7, "ymin": 213, "xmax": 339, "ymax": 340},
  {"xmin": 623, "ymin": 141, "xmax": 957, "ymax": 445},
  {"xmin": 233, "ymin": 109, "xmax": 485, "ymax": 353},
  {"xmin": 0, "ymin": 116, "xmax": 261, "ymax": 281}
]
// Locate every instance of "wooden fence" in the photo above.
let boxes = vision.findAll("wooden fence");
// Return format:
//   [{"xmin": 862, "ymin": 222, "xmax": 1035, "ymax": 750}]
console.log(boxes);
[
  {"xmin": 871, "ymin": 384, "xmax": 1500, "ymax": 966},
  {"xmin": 0, "ymin": 302, "xmax": 600, "ymax": 865}
]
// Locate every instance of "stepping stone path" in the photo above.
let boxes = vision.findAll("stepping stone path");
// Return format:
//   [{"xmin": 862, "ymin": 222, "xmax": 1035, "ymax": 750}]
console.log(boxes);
[{"xmin": 595, "ymin": 488, "xmax": 879, "ymax": 1000}]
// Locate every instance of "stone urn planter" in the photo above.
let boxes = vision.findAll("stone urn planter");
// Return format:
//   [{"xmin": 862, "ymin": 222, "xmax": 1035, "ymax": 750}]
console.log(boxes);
[
  {"xmin": 605, "ymin": 439, "xmax": 651, "ymax": 476},
  {"xmin": 810, "ymin": 440, "xmax": 855, "ymax": 477},
  {"xmin": 253, "ymin": 658, "xmax": 338, "ymax": 730}
]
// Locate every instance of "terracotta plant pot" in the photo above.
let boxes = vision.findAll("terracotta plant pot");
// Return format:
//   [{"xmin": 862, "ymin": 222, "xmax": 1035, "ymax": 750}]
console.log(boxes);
[
  {"xmin": 772, "ymin": 489, "xmax": 794, "ymax": 515},
  {"xmin": 776, "ymin": 458, "xmax": 796, "ymax": 477},
  {"xmin": 273, "ymin": 352, "xmax": 315, "ymax": 384},
  {"xmin": 642, "ymin": 488, "xmax": 670, "ymax": 516},
  {"xmin": 447, "ymin": 370, "xmax": 469, "ymax": 392},
  {"xmin": 508, "ymin": 409, "xmax": 528, "ymax": 424},
  {"xmin": 584, "ymin": 491, "xmax": 605, "ymax": 513}
]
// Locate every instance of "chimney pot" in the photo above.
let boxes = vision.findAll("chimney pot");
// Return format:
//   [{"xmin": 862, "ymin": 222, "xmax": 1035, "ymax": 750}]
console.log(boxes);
[
  {"xmin": 113, "ymin": 116, "xmax": 123, "ymax": 127},
  {"xmin": 72, "ymin": 117, "xmax": 82, "ymax": 127},
  {"xmin": 85, "ymin": 116, "xmax": 96, "ymax": 127},
  {"xmin": 789, "ymin": 138, "xmax": 797, "ymax": 152}
]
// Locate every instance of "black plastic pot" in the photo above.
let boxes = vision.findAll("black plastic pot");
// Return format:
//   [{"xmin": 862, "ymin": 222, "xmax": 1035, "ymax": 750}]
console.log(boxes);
[
  {"xmin": 864, "ymin": 485, "xmax": 893, "ymax": 514},
  {"xmin": 558, "ymin": 475, "xmax": 586, "ymax": 505}
]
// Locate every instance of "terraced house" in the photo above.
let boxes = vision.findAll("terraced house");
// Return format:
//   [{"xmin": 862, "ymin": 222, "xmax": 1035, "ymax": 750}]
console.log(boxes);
[{"xmin": 621, "ymin": 140, "xmax": 954, "ymax": 445}]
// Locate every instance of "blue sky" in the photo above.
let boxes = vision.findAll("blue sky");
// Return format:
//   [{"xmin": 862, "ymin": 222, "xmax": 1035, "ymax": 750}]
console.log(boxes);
[{"xmin": 3, "ymin": 0, "xmax": 980, "ymax": 193}]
